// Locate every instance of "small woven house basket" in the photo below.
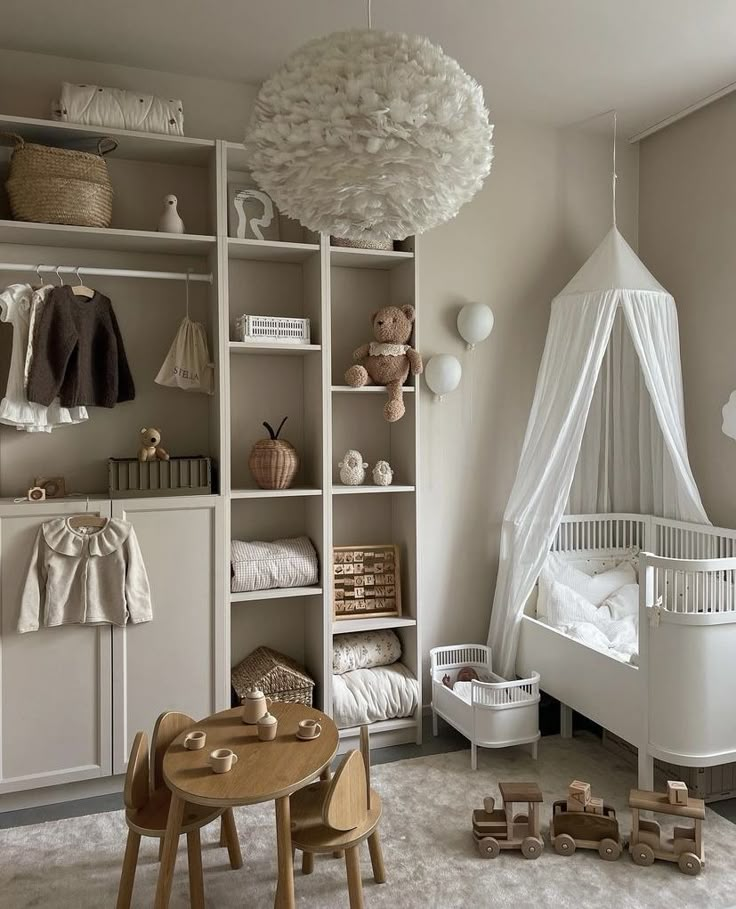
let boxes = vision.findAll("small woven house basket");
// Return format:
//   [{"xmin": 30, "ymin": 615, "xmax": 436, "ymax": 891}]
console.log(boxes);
[
  {"xmin": 2, "ymin": 133, "xmax": 116, "ymax": 228},
  {"xmin": 231, "ymin": 646, "xmax": 314, "ymax": 707}
]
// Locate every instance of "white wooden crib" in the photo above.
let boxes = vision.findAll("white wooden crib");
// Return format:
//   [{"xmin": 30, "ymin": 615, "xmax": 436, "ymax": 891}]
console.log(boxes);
[{"xmin": 516, "ymin": 513, "xmax": 736, "ymax": 789}]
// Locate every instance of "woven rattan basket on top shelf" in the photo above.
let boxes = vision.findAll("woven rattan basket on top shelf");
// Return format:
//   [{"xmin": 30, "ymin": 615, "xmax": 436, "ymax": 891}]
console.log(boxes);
[{"xmin": 231, "ymin": 646, "xmax": 314, "ymax": 707}]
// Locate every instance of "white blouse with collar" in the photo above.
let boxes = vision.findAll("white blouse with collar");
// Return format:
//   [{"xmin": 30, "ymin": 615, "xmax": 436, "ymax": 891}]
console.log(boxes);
[{"xmin": 18, "ymin": 518, "xmax": 153, "ymax": 633}]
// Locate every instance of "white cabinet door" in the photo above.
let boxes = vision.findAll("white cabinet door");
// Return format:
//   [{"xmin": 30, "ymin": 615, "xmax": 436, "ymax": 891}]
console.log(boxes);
[
  {"xmin": 0, "ymin": 499, "xmax": 112, "ymax": 794},
  {"xmin": 111, "ymin": 496, "xmax": 224, "ymax": 773}
]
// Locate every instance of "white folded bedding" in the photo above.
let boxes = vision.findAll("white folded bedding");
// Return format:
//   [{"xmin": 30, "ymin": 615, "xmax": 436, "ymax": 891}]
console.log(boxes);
[{"xmin": 332, "ymin": 662, "xmax": 419, "ymax": 728}]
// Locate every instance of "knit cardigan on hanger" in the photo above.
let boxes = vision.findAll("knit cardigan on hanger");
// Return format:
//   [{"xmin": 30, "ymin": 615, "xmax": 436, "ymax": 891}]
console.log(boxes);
[
  {"xmin": 26, "ymin": 286, "xmax": 135, "ymax": 408},
  {"xmin": 17, "ymin": 518, "xmax": 152, "ymax": 633}
]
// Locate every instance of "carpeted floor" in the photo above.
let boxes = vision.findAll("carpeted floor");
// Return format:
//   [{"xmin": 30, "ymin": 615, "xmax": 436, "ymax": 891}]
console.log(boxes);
[{"xmin": 1, "ymin": 733, "xmax": 734, "ymax": 908}]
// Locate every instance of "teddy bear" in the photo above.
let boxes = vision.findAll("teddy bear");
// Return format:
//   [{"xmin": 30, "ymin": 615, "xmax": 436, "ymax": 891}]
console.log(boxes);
[
  {"xmin": 344, "ymin": 304, "xmax": 423, "ymax": 422},
  {"xmin": 138, "ymin": 427, "xmax": 169, "ymax": 462}
]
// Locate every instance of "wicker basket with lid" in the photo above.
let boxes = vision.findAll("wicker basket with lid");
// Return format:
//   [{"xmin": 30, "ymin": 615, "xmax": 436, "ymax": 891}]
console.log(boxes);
[{"xmin": 231, "ymin": 646, "xmax": 314, "ymax": 707}]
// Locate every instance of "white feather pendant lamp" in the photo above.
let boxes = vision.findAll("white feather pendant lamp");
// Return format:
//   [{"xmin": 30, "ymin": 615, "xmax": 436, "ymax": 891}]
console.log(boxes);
[{"xmin": 244, "ymin": 29, "xmax": 494, "ymax": 242}]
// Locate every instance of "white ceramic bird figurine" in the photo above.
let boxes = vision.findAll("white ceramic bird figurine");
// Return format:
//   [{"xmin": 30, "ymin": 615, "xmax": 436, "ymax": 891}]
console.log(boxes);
[
  {"xmin": 339, "ymin": 449, "xmax": 368, "ymax": 486},
  {"xmin": 158, "ymin": 194, "xmax": 185, "ymax": 233},
  {"xmin": 373, "ymin": 460, "xmax": 393, "ymax": 486}
]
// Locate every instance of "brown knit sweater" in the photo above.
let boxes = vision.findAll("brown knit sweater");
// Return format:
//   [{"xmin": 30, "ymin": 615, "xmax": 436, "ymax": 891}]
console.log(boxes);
[{"xmin": 27, "ymin": 286, "xmax": 135, "ymax": 408}]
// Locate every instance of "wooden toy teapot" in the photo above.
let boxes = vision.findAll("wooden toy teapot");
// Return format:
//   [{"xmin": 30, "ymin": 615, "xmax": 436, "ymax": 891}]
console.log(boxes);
[{"xmin": 241, "ymin": 688, "xmax": 273, "ymax": 724}]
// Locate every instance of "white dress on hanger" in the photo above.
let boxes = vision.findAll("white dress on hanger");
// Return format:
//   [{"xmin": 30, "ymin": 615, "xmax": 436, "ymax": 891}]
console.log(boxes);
[{"xmin": 0, "ymin": 283, "xmax": 88, "ymax": 432}]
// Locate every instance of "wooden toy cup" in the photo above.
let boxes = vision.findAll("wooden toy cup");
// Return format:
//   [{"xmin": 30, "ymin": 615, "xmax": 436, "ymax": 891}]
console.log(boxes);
[
  {"xmin": 184, "ymin": 730, "xmax": 206, "ymax": 750},
  {"xmin": 209, "ymin": 748, "xmax": 238, "ymax": 773},
  {"xmin": 297, "ymin": 719, "xmax": 322, "ymax": 739}
]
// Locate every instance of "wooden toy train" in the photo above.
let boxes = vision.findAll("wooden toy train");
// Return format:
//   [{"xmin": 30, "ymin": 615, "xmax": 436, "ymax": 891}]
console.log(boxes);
[{"xmin": 472, "ymin": 778, "xmax": 704, "ymax": 875}]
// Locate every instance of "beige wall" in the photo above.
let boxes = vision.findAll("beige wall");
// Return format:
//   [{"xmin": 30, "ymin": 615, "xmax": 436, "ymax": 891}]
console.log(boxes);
[
  {"xmin": 0, "ymin": 48, "xmax": 640, "ymax": 687},
  {"xmin": 417, "ymin": 122, "xmax": 638, "ymax": 681},
  {"xmin": 639, "ymin": 93, "xmax": 736, "ymax": 528},
  {"xmin": 0, "ymin": 48, "xmax": 257, "ymax": 141}
]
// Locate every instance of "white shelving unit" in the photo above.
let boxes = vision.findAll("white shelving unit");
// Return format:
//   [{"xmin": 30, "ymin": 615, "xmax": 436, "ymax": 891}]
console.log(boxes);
[{"xmin": 0, "ymin": 115, "xmax": 421, "ymax": 755}]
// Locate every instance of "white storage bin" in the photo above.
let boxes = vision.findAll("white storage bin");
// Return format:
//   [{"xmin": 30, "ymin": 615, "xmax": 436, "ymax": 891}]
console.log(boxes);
[
  {"xmin": 235, "ymin": 314, "xmax": 311, "ymax": 344},
  {"xmin": 430, "ymin": 644, "xmax": 540, "ymax": 770}
]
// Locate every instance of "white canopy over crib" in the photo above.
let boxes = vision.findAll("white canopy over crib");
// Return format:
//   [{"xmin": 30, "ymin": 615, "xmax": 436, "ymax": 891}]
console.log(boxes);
[{"xmin": 488, "ymin": 226, "xmax": 708, "ymax": 677}]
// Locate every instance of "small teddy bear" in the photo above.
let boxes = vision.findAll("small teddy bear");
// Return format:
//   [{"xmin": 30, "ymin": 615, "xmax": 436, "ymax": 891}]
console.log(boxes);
[
  {"xmin": 344, "ymin": 304, "xmax": 423, "ymax": 422},
  {"xmin": 138, "ymin": 427, "xmax": 169, "ymax": 462},
  {"xmin": 339, "ymin": 449, "xmax": 368, "ymax": 485},
  {"xmin": 372, "ymin": 460, "xmax": 393, "ymax": 486}
]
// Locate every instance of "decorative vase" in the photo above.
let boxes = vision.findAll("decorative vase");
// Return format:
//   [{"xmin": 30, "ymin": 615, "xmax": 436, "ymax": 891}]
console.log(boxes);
[{"xmin": 249, "ymin": 438, "xmax": 299, "ymax": 489}]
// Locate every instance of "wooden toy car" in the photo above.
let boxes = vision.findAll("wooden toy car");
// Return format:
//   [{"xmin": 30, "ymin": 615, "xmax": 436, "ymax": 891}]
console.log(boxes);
[
  {"xmin": 549, "ymin": 799, "xmax": 623, "ymax": 860},
  {"xmin": 472, "ymin": 782, "xmax": 544, "ymax": 859},
  {"xmin": 628, "ymin": 786, "xmax": 705, "ymax": 875}
]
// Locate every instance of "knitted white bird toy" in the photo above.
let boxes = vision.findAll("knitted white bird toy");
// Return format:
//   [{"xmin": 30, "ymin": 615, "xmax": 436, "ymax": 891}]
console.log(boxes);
[{"xmin": 339, "ymin": 449, "xmax": 368, "ymax": 486}]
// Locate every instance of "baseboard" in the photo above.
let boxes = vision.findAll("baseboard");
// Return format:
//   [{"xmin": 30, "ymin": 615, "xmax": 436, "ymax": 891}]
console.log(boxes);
[{"xmin": 0, "ymin": 775, "xmax": 123, "ymax": 814}]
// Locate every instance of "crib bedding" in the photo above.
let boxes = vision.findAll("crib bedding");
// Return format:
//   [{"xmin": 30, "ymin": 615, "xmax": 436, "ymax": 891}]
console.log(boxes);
[
  {"xmin": 536, "ymin": 553, "xmax": 640, "ymax": 663},
  {"xmin": 332, "ymin": 662, "xmax": 418, "ymax": 728}
]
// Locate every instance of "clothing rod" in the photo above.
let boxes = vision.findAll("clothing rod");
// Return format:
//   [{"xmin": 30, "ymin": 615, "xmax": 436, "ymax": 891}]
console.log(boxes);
[{"xmin": 0, "ymin": 263, "xmax": 213, "ymax": 283}]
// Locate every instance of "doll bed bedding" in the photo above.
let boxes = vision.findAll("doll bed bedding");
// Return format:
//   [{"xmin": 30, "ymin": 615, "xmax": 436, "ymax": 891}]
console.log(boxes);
[{"xmin": 533, "ymin": 550, "xmax": 640, "ymax": 664}]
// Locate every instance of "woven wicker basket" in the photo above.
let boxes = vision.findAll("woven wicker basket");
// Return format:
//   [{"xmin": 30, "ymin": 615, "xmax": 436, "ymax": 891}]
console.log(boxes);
[
  {"xmin": 2, "ymin": 133, "xmax": 116, "ymax": 228},
  {"xmin": 331, "ymin": 235, "xmax": 394, "ymax": 251},
  {"xmin": 248, "ymin": 438, "xmax": 299, "ymax": 489},
  {"xmin": 231, "ymin": 646, "xmax": 314, "ymax": 706}
]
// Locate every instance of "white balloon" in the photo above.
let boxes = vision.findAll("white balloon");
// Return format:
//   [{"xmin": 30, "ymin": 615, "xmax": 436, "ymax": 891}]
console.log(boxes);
[
  {"xmin": 457, "ymin": 302, "xmax": 494, "ymax": 349},
  {"xmin": 425, "ymin": 355, "xmax": 462, "ymax": 401}
]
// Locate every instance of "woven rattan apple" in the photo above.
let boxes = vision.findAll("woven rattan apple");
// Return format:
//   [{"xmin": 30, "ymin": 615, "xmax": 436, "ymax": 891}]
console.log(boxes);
[{"xmin": 248, "ymin": 417, "xmax": 299, "ymax": 489}]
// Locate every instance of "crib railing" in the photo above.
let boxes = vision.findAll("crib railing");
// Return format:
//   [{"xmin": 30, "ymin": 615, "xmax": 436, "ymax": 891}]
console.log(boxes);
[
  {"xmin": 643, "ymin": 555, "xmax": 736, "ymax": 615},
  {"xmin": 471, "ymin": 672, "xmax": 540, "ymax": 709},
  {"xmin": 554, "ymin": 514, "xmax": 646, "ymax": 552},
  {"xmin": 430, "ymin": 644, "xmax": 492, "ymax": 674}
]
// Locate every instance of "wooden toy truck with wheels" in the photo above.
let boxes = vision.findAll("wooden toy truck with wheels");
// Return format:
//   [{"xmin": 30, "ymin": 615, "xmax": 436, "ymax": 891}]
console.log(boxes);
[
  {"xmin": 628, "ymin": 783, "xmax": 705, "ymax": 876},
  {"xmin": 472, "ymin": 782, "xmax": 544, "ymax": 859},
  {"xmin": 549, "ymin": 799, "xmax": 623, "ymax": 861}
]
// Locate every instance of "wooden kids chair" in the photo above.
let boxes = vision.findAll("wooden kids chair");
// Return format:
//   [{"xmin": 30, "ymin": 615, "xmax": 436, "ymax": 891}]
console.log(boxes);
[
  {"xmin": 290, "ymin": 726, "xmax": 385, "ymax": 909},
  {"xmin": 116, "ymin": 711, "xmax": 243, "ymax": 909}
]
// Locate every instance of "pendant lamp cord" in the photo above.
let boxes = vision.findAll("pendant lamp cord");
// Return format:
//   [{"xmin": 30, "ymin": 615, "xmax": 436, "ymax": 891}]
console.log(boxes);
[
  {"xmin": 612, "ymin": 110, "xmax": 618, "ymax": 228},
  {"xmin": 366, "ymin": 0, "xmax": 372, "ymax": 29}
]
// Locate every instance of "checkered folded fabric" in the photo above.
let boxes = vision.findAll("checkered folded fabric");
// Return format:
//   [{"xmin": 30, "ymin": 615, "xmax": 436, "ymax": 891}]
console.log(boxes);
[{"xmin": 230, "ymin": 535, "xmax": 318, "ymax": 592}]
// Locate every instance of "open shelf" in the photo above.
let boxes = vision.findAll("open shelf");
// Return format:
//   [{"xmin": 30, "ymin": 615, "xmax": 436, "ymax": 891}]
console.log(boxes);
[
  {"xmin": 329, "ymin": 247, "xmax": 414, "ymax": 270},
  {"xmin": 231, "ymin": 586, "xmax": 323, "ymax": 603},
  {"xmin": 0, "ymin": 220, "xmax": 216, "ymax": 255},
  {"xmin": 229, "ymin": 341, "xmax": 321, "ymax": 356},
  {"xmin": 333, "ymin": 616, "xmax": 417, "ymax": 635},
  {"xmin": 332, "ymin": 485, "xmax": 415, "ymax": 495},
  {"xmin": 338, "ymin": 716, "xmax": 417, "ymax": 737},
  {"xmin": 227, "ymin": 237, "xmax": 320, "ymax": 263},
  {"xmin": 0, "ymin": 114, "xmax": 215, "ymax": 165},
  {"xmin": 331, "ymin": 385, "xmax": 415, "ymax": 394},
  {"xmin": 231, "ymin": 487, "xmax": 322, "ymax": 499}
]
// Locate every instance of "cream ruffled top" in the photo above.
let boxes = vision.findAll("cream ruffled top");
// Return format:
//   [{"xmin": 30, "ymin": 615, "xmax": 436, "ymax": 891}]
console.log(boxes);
[{"xmin": 18, "ymin": 517, "xmax": 152, "ymax": 633}]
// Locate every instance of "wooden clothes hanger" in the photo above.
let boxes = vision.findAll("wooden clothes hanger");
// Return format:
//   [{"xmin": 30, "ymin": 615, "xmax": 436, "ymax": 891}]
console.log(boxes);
[
  {"xmin": 70, "ymin": 267, "xmax": 94, "ymax": 300},
  {"xmin": 69, "ymin": 497, "xmax": 107, "ymax": 530}
]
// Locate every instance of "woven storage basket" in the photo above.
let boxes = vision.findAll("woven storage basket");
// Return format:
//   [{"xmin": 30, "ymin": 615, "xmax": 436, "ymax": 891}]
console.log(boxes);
[
  {"xmin": 331, "ymin": 235, "xmax": 394, "ymax": 251},
  {"xmin": 2, "ymin": 133, "xmax": 116, "ymax": 228},
  {"xmin": 249, "ymin": 438, "xmax": 299, "ymax": 489},
  {"xmin": 231, "ymin": 646, "xmax": 314, "ymax": 706}
]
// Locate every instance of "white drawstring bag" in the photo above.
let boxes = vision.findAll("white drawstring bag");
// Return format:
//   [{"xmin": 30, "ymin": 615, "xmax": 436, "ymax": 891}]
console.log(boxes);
[{"xmin": 155, "ymin": 316, "xmax": 214, "ymax": 394}]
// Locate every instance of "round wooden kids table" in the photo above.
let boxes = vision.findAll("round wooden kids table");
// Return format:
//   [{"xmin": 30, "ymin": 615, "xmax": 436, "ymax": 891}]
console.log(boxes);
[{"xmin": 153, "ymin": 701, "xmax": 339, "ymax": 909}]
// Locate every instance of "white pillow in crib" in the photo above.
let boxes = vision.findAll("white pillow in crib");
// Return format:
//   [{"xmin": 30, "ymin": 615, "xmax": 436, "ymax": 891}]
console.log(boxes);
[
  {"xmin": 602, "ymin": 583, "xmax": 639, "ymax": 619},
  {"xmin": 537, "ymin": 554, "xmax": 636, "ymax": 618},
  {"xmin": 545, "ymin": 580, "xmax": 600, "ymax": 626}
]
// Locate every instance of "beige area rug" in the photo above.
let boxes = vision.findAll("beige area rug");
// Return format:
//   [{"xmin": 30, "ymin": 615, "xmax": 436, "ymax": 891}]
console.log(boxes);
[{"xmin": 1, "ymin": 734, "xmax": 735, "ymax": 908}]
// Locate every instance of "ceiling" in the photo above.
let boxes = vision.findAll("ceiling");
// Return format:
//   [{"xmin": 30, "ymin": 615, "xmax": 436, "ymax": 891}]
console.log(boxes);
[{"xmin": 3, "ymin": 0, "xmax": 736, "ymax": 136}]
